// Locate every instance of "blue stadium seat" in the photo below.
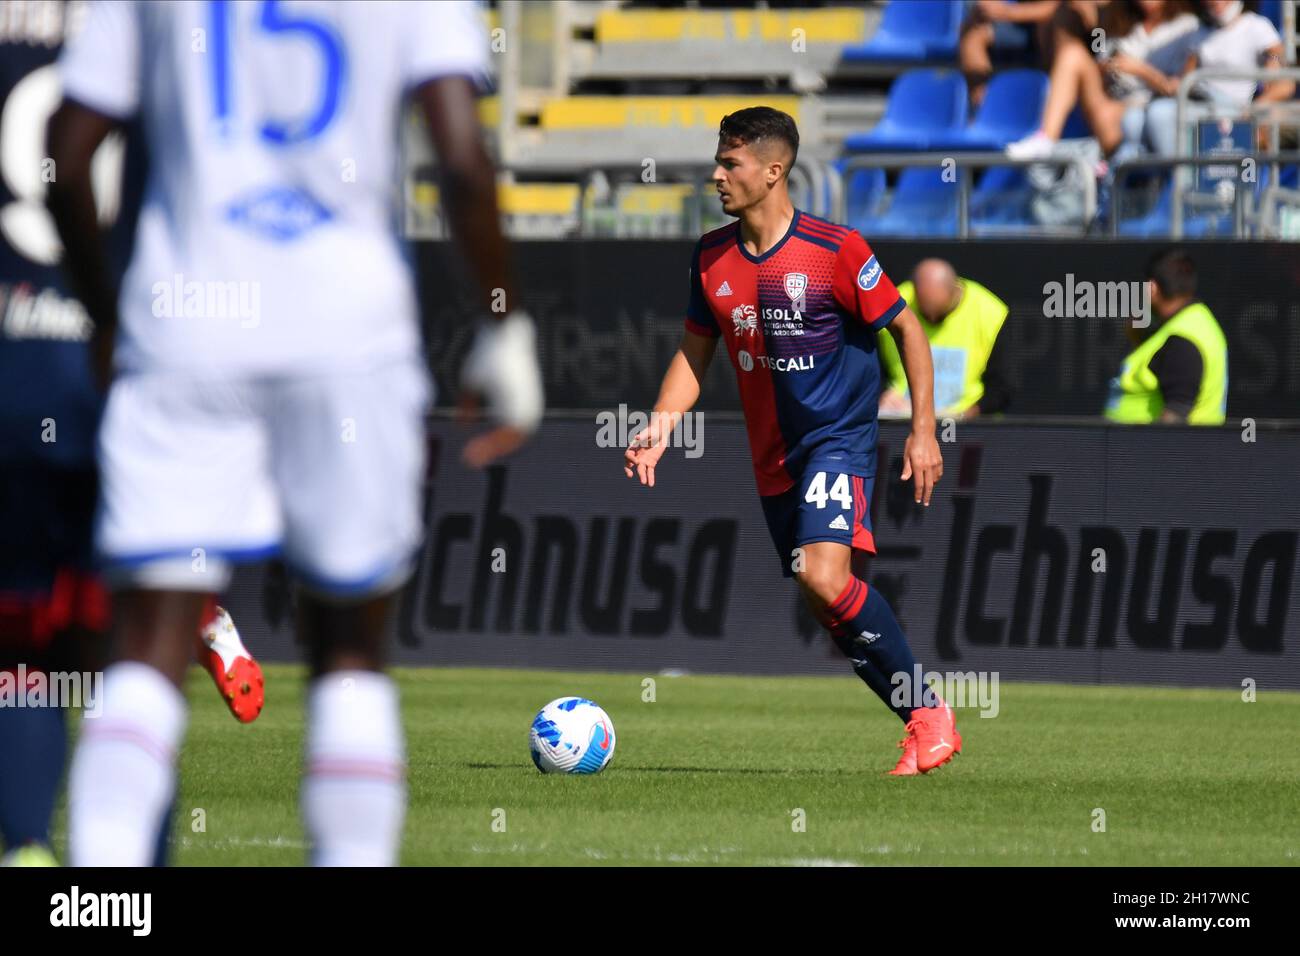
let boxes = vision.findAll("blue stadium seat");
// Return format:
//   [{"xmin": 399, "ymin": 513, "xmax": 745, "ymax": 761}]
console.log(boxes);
[
  {"xmin": 840, "ymin": 0, "xmax": 964, "ymax": 64},
  {"xmin": 970, "ymin": 166, "xmax": 1035, "ymax": 229},
  {"xmin": 837, "ymin": 162, "xmax": 888, "ymax": 226},
  {"xmin": 1258, "ymin": 0, "xmax": 1284, "ymax": 32},
  {"xmin": 852, "ymin": 167, "xmax": 962, "ymax": 237},
  {"xmin": 1061, "ymin": 105, "xmax": 1091, "ymax": 139},
  {"xmin": 843, "ymin": 70, "xmax": 968, "ymax": 151},
  {"xmin": 1259, "ymin": 162, "xmax": 1300, "ymax": 189},
  {"xmin": 1116, "ymin": 180, "xmax": 1236, "ymax": 237},
  {"xmin": 930, "ymin": 69, "xmax": 1049, "ymax": 150}
]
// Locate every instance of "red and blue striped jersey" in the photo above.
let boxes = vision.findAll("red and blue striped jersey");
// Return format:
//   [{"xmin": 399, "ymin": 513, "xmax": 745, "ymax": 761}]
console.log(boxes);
[{"xmin": 684, "ymin": 210, "xmax": 905, "ymax": 496}]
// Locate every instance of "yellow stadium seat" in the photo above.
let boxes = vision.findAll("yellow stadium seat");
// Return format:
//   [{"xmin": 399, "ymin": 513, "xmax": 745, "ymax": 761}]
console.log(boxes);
[
  {"xmin": 540, "ymin": 96, "xmax": 802, "ymax": 131},
  {"xmin": 499, "ymin": 183, "xmax": 581, "ymax": 217},
  {"xmin": 616, "ymin": 184, "xmax": 695, "ymax": 217},
  {"xmin": 595, "ymin": 8, "xmax": 866, "ymax": 44},
  {"xmin": 412, "ymin": 182, "xmax": 580, "ymax": 219}
]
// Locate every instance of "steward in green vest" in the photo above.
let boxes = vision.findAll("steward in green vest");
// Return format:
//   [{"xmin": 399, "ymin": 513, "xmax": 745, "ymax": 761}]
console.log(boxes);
[
  {"xmin": 1105, "ymin": 249, "xmax": 1227, "ymax": 425},
  {"xmin": 878, "ymin": 259, "xmax": 1010, "ymax": 419}
]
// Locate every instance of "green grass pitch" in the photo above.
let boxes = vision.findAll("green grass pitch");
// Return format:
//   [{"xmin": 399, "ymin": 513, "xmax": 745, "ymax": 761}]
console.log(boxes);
[{"xmin": 53, "ymin": 664, "xmax": 1300, "ymax": 866}]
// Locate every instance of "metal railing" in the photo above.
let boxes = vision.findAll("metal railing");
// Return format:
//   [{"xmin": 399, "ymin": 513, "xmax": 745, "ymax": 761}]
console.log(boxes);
[
  {"xmin": 1112, "ymin": 152, "xmax": 1300, "ymax": 238},
  {"xmin": 575, "ymin": 159, "xmax": 834, "ymax": 237},
  {"xmin": 1288, "ymin": 0, "xmax": 1299, "ymax": 65},
  {"xmin": 834, "ymin": 153, "xmax": 1097, "ymax": 237},
  {"xmin": 1173, "ymin": 66, "xmax": 1300, "ymax": 234},
  {"xmin": 403, "ymin": 159, "xmax": 834, "ymax": 240}
]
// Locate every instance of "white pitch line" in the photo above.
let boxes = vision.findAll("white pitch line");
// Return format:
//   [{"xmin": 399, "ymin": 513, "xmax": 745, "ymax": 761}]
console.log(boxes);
[{"xmin": 175, "ymin": 835, "xmax": 308, "ymax": 851}]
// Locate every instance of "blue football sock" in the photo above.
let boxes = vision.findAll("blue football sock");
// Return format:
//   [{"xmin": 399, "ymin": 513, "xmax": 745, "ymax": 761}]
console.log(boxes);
[
  {"xmin": 823, "ymin": 577, "xmax": 937, "ymax": 723},
  {"xmin": 829, "ymin": 630, "xmax": 910, "ymax": 722},
  {"xmin": 0, "ymin": 685, "xmax": 67, "ymax": 848}
]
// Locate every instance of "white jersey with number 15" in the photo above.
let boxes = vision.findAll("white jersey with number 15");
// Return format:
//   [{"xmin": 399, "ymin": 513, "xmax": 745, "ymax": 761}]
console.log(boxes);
[{"xmin": 59, "ymin": 0, "xmax": 488, "ymax": 375}]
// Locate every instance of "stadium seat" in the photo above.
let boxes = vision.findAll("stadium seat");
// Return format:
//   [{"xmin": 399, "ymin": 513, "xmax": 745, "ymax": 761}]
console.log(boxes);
[
  {"xmin": 581, "ymin": 9, "xmax": 867, "ymax": 83},
  {"xmin": 1116, "ymin": 180, "xmax": 1237, "ymax": 237},
  {"xmin": 837, "ymin": 162, "xmax": 888, "ymax": 225},
  {"xmin": 842, "ymin": 69, "xmax": 968, "ymax": 151},
  {"xmin": 1258, "ymin": 0, "xmax": 1284, "ymax": 33},
  {"xmin": 929, "ymin": 69, "xmax": 1049, "ymax": 150},
  {"xmin": 1061, "ymin": 105, "xmax": 1091, "ymax": 140},
  {"xmin": 970, "ymin": 166, "xmax": 1036, "ymax": 230},
  {"xmin": 594, "ymin": 8, "xmax": 867, "ymax": 45},
  {"xmin": 851, "ymin": 167, "xmax": 961, "ymax": 237},
  {"xmin": 840, "ymin": 0, "xmax": 964, "ymax": 64},
  {"xmin": 538, "ymin": 95, "xmax": 802, "ymax": 130},
  {"xmin": 1259, "ymin": 162, "xmax": 1300, "ymax": 190},
  {"xmin": 409, "ymin": 181, "xmax": 582, "ymax": 239}
]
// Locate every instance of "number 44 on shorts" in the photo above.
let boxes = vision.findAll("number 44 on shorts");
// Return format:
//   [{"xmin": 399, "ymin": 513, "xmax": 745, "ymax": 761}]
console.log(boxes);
[{"xmin": 804, "ymin": 471, "xmax": 852, "ymax": 509}]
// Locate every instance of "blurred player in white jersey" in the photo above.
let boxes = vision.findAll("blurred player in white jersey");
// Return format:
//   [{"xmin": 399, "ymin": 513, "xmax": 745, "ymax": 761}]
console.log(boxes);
[{"xmin": 46, "ymin": 0, "xmax": 542, "ymax": 866}]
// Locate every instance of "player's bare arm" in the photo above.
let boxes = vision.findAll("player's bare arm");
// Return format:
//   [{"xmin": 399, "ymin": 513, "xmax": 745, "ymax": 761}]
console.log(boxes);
[
  {"xmin": 624, "ymin": 329, "xmax": 717, "ymax": 487},
  {"xmin": 416, "ymin": 75, "xmax": 543, "ymax": 467},
  {"xmin": 417, "ymin": 76, "xmax": 513, "ymax": 311},
  {"xmin": 888, "ymin": 306, "xmax": 943, "ymax": 506},
  {"xmin": 45, "ymin": 100, "xmax": 120, "ymax": 389}
]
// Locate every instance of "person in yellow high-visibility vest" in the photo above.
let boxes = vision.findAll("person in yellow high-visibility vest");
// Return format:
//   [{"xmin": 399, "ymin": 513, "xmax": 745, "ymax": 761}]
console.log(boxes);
[
  {"xmin": 878, "ymin": 258, "xmax": 1012, "ymax": 421},
  {"xmin": 1105, "ymin": 249, "xmax": 1228, "ymax": 425}
]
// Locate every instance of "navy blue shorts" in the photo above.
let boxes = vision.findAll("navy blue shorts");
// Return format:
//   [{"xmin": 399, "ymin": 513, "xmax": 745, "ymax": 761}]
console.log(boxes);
[
  {"xmin": 0, "ymin": 464, "xmax": 97, "ymax": 593},
  {"xmin": 760, "ymin": 468, "xmax": 876, "ymax": 578}
]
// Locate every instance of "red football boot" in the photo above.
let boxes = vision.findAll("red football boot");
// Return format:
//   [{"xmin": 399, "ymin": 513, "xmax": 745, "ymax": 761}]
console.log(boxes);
[
  {"xmin": 197, "ymin": 605, "xmax": 264, "ymax": 723},
  {"xmin": 906, "ymin": 700, "xmax": 962, "ymax": 773},
  {"xmin": 888, "ymin": 729, "xmax": 919, "ymax": 776}
]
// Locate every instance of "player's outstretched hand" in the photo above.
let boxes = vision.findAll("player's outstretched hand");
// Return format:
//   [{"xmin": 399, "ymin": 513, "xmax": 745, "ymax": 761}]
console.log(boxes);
[
  {"xmin": 459, "ymin": 311, "xmax": 545, "ymax": 468},
  {"xmin": 622, "ymin": 412, "xmax": 674, "ymax": 488},
  {"xmin": 900, "ymin": 427, "xmax": 943, "ymax": 506}
]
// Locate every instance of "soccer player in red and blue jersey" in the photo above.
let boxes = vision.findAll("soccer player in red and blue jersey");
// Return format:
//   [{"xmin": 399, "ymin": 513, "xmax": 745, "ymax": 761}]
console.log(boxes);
[{"xmin": 624, "ymin": 107, "xmax": 961, "ymax": 775}]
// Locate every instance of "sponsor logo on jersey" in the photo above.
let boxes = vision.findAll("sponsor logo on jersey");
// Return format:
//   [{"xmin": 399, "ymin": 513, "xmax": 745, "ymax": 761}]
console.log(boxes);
[
  {"xmin": 857, "ymin": 256, "xmax": 882, "ymax": 291},
  {"xmin": 731, "ymin": 304, "xmax": 758, "ymax": 335},
  {"xmin": 755, "ymin": 354, "xmax": 815, "ymax": 372},
  {"xmin": 714, "ymin": 280, "xmax": 733, "ymax": 297},
  {"xmin": 737, "ymin": 349, "xmax": 754, "ymax": 372},
  {"xmin": 224, "ymin": 185, "xmax": 333, "ymax": 243},
  {"xmin": 0, "ymin": 283, "xmax": 93, "ymax": 341},
  {"xmin": 761, "ymin": 305, "xmax": 804, "ymax": 335}
]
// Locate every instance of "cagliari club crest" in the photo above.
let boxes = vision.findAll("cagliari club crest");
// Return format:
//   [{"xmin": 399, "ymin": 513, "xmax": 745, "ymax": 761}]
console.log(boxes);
[{"xmin": 784, "ymin": 272, "xmax": 808, "ymax": 303}]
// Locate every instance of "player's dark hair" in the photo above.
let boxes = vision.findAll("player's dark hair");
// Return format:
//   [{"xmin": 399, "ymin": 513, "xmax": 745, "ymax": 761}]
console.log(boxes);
[
  {"xmin": 1145, "ymin": 248, "xmax": 1198, "ymax": 297},
  {"xmin": 718, "ymin": 107, "xmax": 800, "ymax": 176}
]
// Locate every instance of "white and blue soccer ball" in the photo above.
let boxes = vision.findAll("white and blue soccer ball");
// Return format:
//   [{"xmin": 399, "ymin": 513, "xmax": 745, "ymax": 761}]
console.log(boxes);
[{"xmin": 529, "ymin": 697, "xmax": 616, "ymax": 774}]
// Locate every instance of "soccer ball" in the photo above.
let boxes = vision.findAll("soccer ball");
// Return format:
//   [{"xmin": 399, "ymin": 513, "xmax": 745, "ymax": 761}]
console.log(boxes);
[{"xmin": 529, "ymin": 697, "xmax": 616, "ymax": 774}]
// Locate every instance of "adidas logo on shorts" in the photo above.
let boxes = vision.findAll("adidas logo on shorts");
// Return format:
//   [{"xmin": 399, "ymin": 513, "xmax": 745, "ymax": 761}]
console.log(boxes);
[{"xmin": 828, "ymin": 514, "xmax": 849, "ymax": 531}]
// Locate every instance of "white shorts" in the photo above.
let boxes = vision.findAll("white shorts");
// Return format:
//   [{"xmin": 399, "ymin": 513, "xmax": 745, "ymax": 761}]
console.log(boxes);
[{"xmin": 95, "ymin": 359, "xmax": 431, "ymax": 597}]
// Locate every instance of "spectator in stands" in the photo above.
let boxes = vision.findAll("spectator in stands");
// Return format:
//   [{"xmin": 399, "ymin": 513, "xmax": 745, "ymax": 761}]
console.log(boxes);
[
  {"xmin": 960, "ymin": 0, "xmax": 1103, "ymax": 106},
  {"xmin": 1104, "ymin": 248, "xmax": 1227, "ymax": 424},
  {"xmin": 878, "ymin": 259, "xmax": 1012, "ymax": 421},
  {"xmin": 1143, "ymin": 0, "xmax": 1294, "ymax": 156},
  {"xmin": 1006, "ymin": 0, "xmax": 1201, "ymax": 161}
]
